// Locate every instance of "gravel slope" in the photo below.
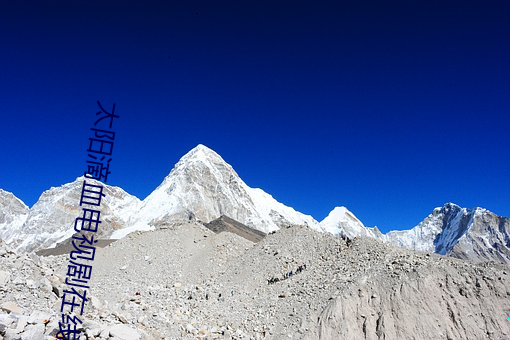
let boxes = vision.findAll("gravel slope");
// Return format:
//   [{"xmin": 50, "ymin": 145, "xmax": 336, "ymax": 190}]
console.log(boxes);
[{"xmin": 1, "ymin": 222, "xmax": 509, "ymax": 339}]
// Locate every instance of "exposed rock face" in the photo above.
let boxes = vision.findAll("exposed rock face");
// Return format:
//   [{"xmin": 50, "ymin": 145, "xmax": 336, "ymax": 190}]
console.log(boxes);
[
  {"xmin": 0, "ymin": 189, "xmax": 29, "ymax": 243},
  {"xmin": 385, "ymin": 203, "xmax": 510, "ymax": 264},
  {"xmin": 319, "ymin": 203, "xmax": 510, "ymax": 265},
  {"xmin": 385, "ymin": 203, "xmax": 473, "ymax": 253},
  {"xmin": 312, "ymin": 256, "xmax": 509, "ymax": 340},
  {"xmin": 448, "ymin": 208, "xmax": 510, "ymax": 264},
  {"xmin": 3, "ymin": 177, "xmax": 140, "ymax": 252},
  {"xmin": 204, "ymin": 215, "xmax": 266, "ymax": 242},
  {"xmin": 128, "ymin": 144, "xmax": 318, "ymax": 235}
]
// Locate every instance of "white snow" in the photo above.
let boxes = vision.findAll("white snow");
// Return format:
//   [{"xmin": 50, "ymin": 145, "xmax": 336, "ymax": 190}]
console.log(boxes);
[
  {"xmin": 319, "ymin": 206, "xmax": 379, "ymax": 239},
  {"xmin": 129, "ymin": 144, "xmax": 319, "ymax": 235},
  {"xmin": 0, "ymin": 189, "xmax": 29, "ymax": 244},
  {"xmin": 1, "ymin": 177, "xmax": 141, "ymax": 252}
]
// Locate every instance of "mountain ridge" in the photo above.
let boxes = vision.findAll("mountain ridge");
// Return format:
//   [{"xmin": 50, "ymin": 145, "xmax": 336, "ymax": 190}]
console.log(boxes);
[{"xmin": 0, "ymin": 144, "xmax": 508, "ymax": 264}]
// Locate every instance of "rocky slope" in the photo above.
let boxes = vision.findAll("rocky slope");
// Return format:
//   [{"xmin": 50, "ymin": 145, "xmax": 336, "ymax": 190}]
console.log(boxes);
[{"xmin": 1, "ymin": 223, "xmax": 508, "ymax": 340}]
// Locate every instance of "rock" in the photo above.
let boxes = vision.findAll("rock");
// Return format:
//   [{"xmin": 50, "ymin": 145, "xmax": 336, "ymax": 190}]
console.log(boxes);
[
  {"xmin": 0, "ymin": 271, "xmax": 10, "ymax": 286},
  {"xmin": 27, "ymin": 311, "xmax": 50, "ymax": 325},
  {"xmin": 0, "ymin": 314, "xmax": 14, "ymax": 331},
  {"xmin": 138, "ymin": 329, "xmax": 155, "ymax": 340},
  {"xmin": 113, "ymin": 312, "xmax": 130, "ymax": 324},
  {"xmin": 109, "ymin": 324, "xmax": 141, "ymax": 340},
  {"xmin": 38, "ymin": 278, "xmax": 52, "ymax": 293},
  {"xmin": 0, "ymin": 303, "xmax": 22, "ymax": 315},
  {"xmin": 99, "ymin": 326, "xmax": 111, "ymax": 338},
  {"xmin": 25, "ymin": 280, "xmax": 37, "ymax": 289},
  {"xmin": 20, "ymin": 324, "xmax": 44, "ymax": 340},
  {"xmin": 278, "ymin": 292, "xmax": 289, "ymax": 298},
  {"xmin": 13, "ymin": 316, "xmax": 27, "ymax": 334},
  {"xmin": 90, "ymin": 296, "xmax": 104, "ymax": 310},
  {"xmin": 28, "ymin": 253, "xmax": 41, "ymax": 266},
  {"xmin": 43, "ymin": 319, "xmax": 60, "ymax": 337},
  {"xmin": 3, "ymin": 328, "xmax": 21, "ymax": 340},
  {"xmin": 83, "ymin": 319, "xmax": 103, "ymax": 337},
  {"xmin": 185, "ymin": 324, "xmax": 196, "ymax": 334},
  {"xmin": 1, "ymin": 216, "xmax": 509, "ymax": 340},
  {"xmin": 86, "ymin": 327, "xmax": 102, "ymax": 337},
  {"xmin": 83, "ymin": 319, "xmax": 104, "ymax": 337}
]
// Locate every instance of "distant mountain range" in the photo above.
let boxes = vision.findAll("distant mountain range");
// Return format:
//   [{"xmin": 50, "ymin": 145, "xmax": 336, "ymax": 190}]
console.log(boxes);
[
  {"xmin": 1, "ymin": 144, "xmax": 509, "ymax": 264},
  {"xmin": 324, "ymin": 202, "xmax": 510, "ymax": 264}
]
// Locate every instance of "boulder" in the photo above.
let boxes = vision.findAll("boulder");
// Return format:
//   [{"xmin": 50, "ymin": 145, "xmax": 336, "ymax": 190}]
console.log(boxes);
[
  {"xmin": 0, "ymin": 303, "xmax": 21, "ymax": 315},
  {"xmin": 20, "ymin": 324, "xmax": 44, "ymax": 340},
  {"xmin": 0, "ymin": 271, "xmax": 10, "ymax": 286},
  {"xmin": 109, "ymin": 324, "xmax": 141, "ymax": 340}
]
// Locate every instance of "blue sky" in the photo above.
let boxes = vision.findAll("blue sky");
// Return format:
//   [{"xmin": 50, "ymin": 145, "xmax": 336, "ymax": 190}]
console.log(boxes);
[{"xmin": 1, "ymin": 1, "xmax": 509, "ymax": 232}]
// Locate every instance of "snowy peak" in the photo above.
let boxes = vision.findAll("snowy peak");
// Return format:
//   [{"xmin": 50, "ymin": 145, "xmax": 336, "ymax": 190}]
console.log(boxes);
[
  {"xmin": 385, "ymin": 202, "xmax": 510, "ymax": 264},
  {"xmin": 132, "ymin": 144, "xmax": 318, "ymax": 234},
  {"xmin": 320, "ymin": 207, "xmax": 362, "ymax": 235},
  {"xmin": 177, "ymin": 144, "xmax": 224, "ymax": 165},
  {"xmin": 157, "ymin": 144, "xmax": 238, "ymax": 194},
  {"xmin": 433, "ymin": 202, "xmax": 466, "ymax": 220},
  {"xmin": 165, "ymin": 144, "xmax": 227, "ymax": 179},
  {"xmin": 0, "ymin": 189, "xmax": 28, "ymax": 210},
  {"xmin": 5, "ymin": 177, "xmax": 141, "ymax": 252},
  {"xmin": 385, "ymin": 202, "xmax": 473, "ymax": 254},
  {"xmin": 2, "ymin": 144, "xmax": 508, "ymax": 266},
  {"xmin": 319, "ymin": 206, "xmax": 381, "ymax": 239}
]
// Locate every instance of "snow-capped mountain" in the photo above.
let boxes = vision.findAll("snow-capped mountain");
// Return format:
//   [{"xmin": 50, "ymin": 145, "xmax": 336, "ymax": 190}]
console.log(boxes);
[
  {"xmin": 319, "ymin": 203, "xmax": 510, "ymax": 264},
  {"xmin": 1, "ymin": 144, "xmax": 509, "ymax": 266},
  {"xmin": 0, "ymin": 189, "xmax": 29, "ymax": 243},
  {"xmin": 120, "ymin": 144, "xmax": 318, "ymax": 238},
  {"xmin": 319, "ymin": 206, "xmax": 382, "ymax": 239},
  {"xmin": 5, "ymin": 177, "xmax": 140, "ymax": 252},
  {"xmin": 385, "ymin": 203, "xmax": 510, "ymax": 264}
]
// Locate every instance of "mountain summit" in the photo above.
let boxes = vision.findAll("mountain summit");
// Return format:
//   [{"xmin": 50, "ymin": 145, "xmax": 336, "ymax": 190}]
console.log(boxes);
[
  {"xmin": 319, "ymin": 201, "xmax": 510, "ymax": 264},
  {"xmin": 319, "ymin": 206, "xmax": 382, "ymax": 239},
  {"xmin": 1, "ymin": 178, "xmax": 140, "ymax": 252},
  {"xmin": 122, "ymin": 144, "xmax": 318, "ymax": 237},
  {"xmin": 385, "ymin": 203, "xmax": 510, "ymax": 264}
]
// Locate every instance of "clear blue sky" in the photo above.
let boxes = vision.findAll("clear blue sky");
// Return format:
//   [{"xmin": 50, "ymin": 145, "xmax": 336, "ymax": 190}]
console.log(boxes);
[{"xmin": 1, "ymin": 1, "xmax": 508, "ymax": 232}]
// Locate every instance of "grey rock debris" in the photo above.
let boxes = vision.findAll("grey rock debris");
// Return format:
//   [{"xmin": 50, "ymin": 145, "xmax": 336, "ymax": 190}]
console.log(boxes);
[{"xmin": 1, "ymin": 223, "xmax": 508, "ymax": 339}]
